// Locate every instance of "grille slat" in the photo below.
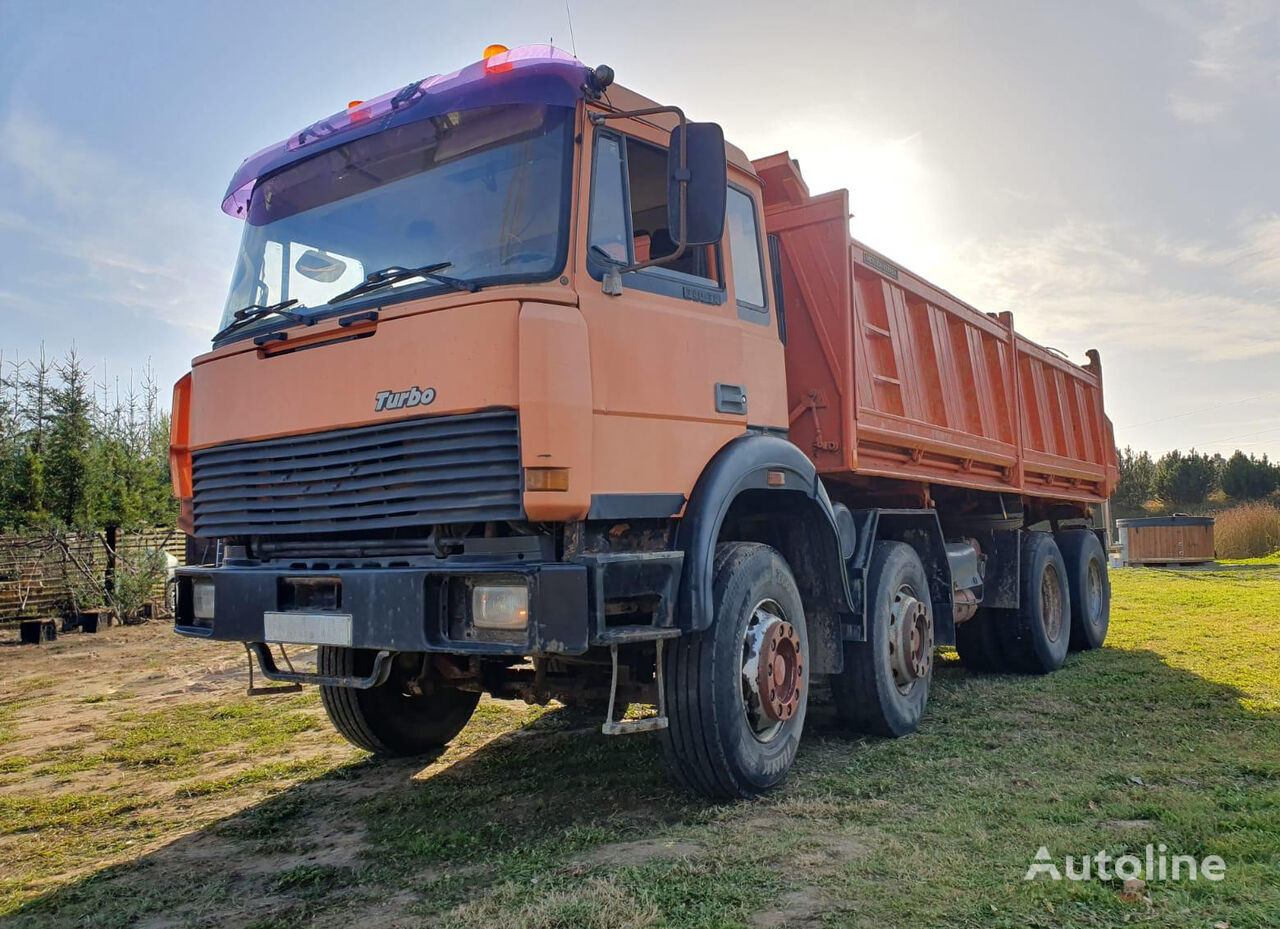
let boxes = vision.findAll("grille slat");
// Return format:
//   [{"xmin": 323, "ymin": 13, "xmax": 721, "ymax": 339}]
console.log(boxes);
[
  {"xmin": 192, "ymin": 410, "xmax": 523, "ymax": 537},
  {"xmin": 194, "ymin": 474, "xmax": 521, "ymax": 516},
  {"xmin": 194, "ymin": 416, "xmax": 517, "ymax": 466},
  {"xmin": 191, "ymin": 445, "xmax": 519, "ymax": 492},
  {"xmin": 191, "ymin": 426, "xmax": 518, "ymax": 477}
]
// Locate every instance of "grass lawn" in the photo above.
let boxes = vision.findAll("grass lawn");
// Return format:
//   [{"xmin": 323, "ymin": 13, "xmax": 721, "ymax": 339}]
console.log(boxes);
[{"xmin": 1, "ymin": 565, "xmax": 1278, "ymax": 928}]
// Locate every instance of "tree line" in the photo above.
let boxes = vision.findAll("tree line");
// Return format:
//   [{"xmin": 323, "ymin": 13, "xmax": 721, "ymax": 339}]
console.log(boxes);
[
  {"xmin": 0, "ymin": 348, "xmax": 176, "ymax": 533},
  {"xmin": 1, "ymin": 346, "xmax": 1275, "ymax": 525},
  {"xmin": 1113, "ymin": 446, "xmax": 1279, "ymax": 509}
]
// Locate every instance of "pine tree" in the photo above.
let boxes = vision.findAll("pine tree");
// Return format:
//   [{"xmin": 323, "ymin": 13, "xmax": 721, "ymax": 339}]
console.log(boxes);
[{"xmin": 46, "ymin": 348, "xmax": 96, "ymax": 527}]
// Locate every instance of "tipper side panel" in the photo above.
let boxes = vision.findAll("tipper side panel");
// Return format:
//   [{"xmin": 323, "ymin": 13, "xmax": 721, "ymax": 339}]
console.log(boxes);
[
  {"xmin": 847, "ymin": 247, "xmax": 1023, "ymax": 494},
  {"xmin": 762, "ymin": 185, "xmax": 856, "ymax": 474},
  {"xmin": 755, "ymin": 152, "xmax": 1115, "ymax": 504},
  {"xmin": 1014, "ymin": 337, "xmax": 1115, "ymax": 498}
]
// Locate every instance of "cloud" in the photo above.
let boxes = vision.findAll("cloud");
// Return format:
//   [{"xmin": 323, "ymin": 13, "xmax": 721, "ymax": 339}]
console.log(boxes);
[
  {"xmin": 1167, "ymin": 93, "xmax": 1226, "ymax": 123},
  {"xmin": 1189, "ymin": 0, "xmax": 1277, "ymax": 85},
  {"xmin": 1157, "ymin": 0, "xmax": 1280, "ymax": 123},
  {"xmin": 1160, "ymin": 214, "xmax": 1280, "ymax": 287},
  {"xmin": 934, "ymin": 216, "xmax": 1280, "ymax": 364},
  {"xmin": 0, "ymin": 111, "xmax": 235, "ymax": 333}
]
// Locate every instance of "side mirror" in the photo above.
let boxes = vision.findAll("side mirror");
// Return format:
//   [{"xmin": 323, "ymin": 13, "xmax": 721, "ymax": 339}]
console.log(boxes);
[{"xmin": 667, "ymin": 122, "xmax": 727, "ymax": 247}]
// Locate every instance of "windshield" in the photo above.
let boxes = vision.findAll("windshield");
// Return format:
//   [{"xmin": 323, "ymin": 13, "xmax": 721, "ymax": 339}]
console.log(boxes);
[{"xmin": 218, "ymin": 103, "xmax": 573, "ymax": 337}]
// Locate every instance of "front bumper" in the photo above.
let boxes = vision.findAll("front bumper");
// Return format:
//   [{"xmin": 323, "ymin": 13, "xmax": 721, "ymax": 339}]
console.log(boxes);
[{"xmin": 174, "ymin": 551, "xmax": 682, "ymax": 657}]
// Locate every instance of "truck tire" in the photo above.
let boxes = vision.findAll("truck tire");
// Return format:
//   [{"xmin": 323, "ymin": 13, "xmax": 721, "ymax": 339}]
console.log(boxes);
[
  {"xmin": 998, "ymin": 533, "xmax": 1071, "ymax": 674},
  {"xmin": 661, "ymin": 542, "xmax": 808, "ymax": 799},
  {"xmin": 832, "ymin": 542, "xmax": 933, "ymax": 737},
  {"xmin": 318, "ymin": 647, "xmax": 479, "ymax": 756},
  {"xmin": 954, "ymin": 608, "xmax": 1008, "ymax": 673},
  {"xmin": 1057, "ymin": 530, "xmax": 1110, "ymax": 651}
]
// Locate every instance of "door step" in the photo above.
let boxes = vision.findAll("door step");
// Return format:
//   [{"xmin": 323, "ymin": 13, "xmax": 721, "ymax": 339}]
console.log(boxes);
[{"xmin": 601, "ymin": 640, "xmax": 669, "ymax": 735}]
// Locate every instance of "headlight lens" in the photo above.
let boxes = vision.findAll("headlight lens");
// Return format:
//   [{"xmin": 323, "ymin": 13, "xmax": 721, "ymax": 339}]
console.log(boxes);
[
  {"xmin": 471, "ymin": 584, "xmax": 529, "ymax": 631},
  {"xmin": 192, "ymin": 579, "xmax": 216, "ymax": 620}
]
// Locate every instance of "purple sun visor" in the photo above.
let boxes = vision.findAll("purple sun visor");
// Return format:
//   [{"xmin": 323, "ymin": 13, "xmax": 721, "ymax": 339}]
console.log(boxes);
[{"xmin": 222, "ymin": 45, "xmax": 588, "ymax": 219}]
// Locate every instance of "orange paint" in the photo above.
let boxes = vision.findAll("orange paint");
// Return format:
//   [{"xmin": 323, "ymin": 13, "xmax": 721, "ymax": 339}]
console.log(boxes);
[{"xmin": 756, "ymin": 152, "xmax": 1116, "ymax": 504}]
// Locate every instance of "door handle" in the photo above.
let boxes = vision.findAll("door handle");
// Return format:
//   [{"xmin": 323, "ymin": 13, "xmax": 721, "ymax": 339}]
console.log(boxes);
[{"xmin": 715, "ymin": 383, "xmax": 748, "ymax": 415}]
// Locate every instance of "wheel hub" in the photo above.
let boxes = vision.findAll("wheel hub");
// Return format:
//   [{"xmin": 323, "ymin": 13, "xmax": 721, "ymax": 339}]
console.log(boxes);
[
  {"xmin": 755, "ymin": 620, "xmax": 802, "ymax": 722},
  {"xmin": 1086, "ymin": 560, "xmax": 1104, "ymax": 623},
  {"xmin": 887, "ymin": 586, "xmax": 932, "ymax": 692},
  {"xmin": 1041, "ymin": 564, "xmax": 1064, "ymax": 642},
  {"xmin": 742, "ymin": 602, "xmax": 804, "ymax": 739}
]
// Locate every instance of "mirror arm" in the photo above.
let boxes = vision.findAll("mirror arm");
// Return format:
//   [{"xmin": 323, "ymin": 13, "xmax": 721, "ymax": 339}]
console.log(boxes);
[{"xmin": 588, "ymin": 106, "xmax": 690, "ymax": 275}]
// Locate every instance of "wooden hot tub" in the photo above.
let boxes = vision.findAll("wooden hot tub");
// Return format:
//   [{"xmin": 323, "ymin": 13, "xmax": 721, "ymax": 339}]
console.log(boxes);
[{"xmin": 1116, "ymin": 515, "xmax": 1215, "ymax": 566}]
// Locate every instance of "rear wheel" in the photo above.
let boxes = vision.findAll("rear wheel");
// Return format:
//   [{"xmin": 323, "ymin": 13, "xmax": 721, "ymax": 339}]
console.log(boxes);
[
  {"xmin": 661, "ymin": 542, "xmax": 808, "ymax": 799},
  {"xmin": 318, "ymin": 648, "xmax": 480, "ymax": 756},
  {"xmin": 1058, "ymin": 530, "xmax": 1111, "ymax": 651},
  {"xmin": 832, "ymin": 542, "xmax": 933, "ymax": 737},
  {"xmin": 998, "ymin": 533, "xmax": 1071, "ymax": 674}
]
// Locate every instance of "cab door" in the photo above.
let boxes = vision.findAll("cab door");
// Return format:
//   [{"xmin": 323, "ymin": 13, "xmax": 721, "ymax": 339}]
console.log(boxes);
[{"xmin": 575, "ymin": 115, "xmax": 754, "ymax": 517}]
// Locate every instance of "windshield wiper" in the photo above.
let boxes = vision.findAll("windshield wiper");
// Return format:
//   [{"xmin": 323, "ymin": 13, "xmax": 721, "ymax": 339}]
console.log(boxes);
[
  {"xmin": 327, "ymin": 262, "xmax": 478, "ymax": 306},
  {"xmin": 213, "ymin": 299, "xmax": 306, "ymax": 342}
]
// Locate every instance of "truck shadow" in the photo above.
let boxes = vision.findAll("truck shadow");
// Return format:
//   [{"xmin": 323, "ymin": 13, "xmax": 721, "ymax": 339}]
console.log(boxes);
[{"xmin": 4, "ymin": 645, "xmax": 1276, "ymax": 929}]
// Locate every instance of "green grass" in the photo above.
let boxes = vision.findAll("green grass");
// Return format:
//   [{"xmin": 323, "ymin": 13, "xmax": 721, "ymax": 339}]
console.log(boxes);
[
  {"xmin": 1219, "ymin": 553, "xmax": 1280, "ymax": 565},
  {"xmin": 2, "ymin": 566, "xmax": 1279, "ymax": 927},
  {"xmin": 99, "ymin": 696, "xmax": 324, "ymax": 775}
]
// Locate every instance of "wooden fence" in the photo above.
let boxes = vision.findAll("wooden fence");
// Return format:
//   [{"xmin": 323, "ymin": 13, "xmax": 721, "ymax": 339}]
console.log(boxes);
[{"xmin": 0, "ymin": 528, "xmax": 184, "ymax": 619}]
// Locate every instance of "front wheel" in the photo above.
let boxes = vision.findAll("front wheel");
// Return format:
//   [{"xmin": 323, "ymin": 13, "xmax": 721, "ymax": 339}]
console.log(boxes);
[
  {"xmin": 319, "ymin": 648, "xmax": 480, "ymax": 756},
  {"xmin": 832, "ymin": 541, "xmax": 934, "ymax": 737},
  {"xmin": 661, "ymin": 542, "xmax": 809, "ymax": 799}
]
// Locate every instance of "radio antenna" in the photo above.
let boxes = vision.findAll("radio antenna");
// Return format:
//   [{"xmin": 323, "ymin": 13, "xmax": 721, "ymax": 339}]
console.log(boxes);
[{"xmin": 565, "ymin": 0, "xmax": 578, "ymax": 57}]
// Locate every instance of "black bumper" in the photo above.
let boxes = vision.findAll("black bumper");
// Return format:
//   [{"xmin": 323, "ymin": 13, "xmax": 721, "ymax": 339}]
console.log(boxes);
[{"xmin": 174, "ymin": 552, "xmax": 682, "ymax": 656}]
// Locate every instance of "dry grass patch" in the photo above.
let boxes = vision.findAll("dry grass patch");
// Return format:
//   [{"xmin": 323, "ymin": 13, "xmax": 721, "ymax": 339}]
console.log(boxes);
[{"xmin": 1215, "ymin": 501, "xmax": 1280, "ymax": 558}]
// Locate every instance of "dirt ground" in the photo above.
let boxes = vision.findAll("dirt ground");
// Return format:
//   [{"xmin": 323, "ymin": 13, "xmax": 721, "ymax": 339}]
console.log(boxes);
[{"xmin": 0, "ymin": 623, "xmax": 359, "ymax": 899}]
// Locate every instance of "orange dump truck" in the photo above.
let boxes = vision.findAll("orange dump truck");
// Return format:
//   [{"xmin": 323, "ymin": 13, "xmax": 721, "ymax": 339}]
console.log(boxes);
[{"xmin": 171, "ymin": 46, "xmax": 1117, "ymax": 798}]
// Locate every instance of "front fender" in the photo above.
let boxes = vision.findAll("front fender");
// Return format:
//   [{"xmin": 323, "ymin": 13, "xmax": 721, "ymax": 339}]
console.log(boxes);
[{"xmin": 674, "ymin": 434, "xmax": 853, "ymax": 631}]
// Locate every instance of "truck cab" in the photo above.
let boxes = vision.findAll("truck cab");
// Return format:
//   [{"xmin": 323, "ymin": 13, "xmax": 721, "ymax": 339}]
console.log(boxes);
[{"xmin": 173, "ymin": 45, "xmax": 1114, "ymax": 798}]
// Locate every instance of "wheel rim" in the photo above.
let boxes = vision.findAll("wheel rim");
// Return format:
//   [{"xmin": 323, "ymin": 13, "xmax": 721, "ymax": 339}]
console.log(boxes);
[
  {"xmin": 887, "ymin": 583, "xmax": 932, "ymax": 695},
  {"xmin": 1085, "ymin": 559, "xmax": 1104, "ymax": 627},
  {"xmin": 741, "ymin": 599, "xmax": 804, "ymax": 743},
  {"xmin": 1041, "ymin": 563, "xmax": 1065, "ymax": 642}
]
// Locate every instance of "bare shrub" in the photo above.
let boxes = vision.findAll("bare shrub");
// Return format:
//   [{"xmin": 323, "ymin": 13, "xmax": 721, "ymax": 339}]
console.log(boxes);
[{"xmin": 1215, "ymin": 503, "xmax": 1280, "ymax": 559}]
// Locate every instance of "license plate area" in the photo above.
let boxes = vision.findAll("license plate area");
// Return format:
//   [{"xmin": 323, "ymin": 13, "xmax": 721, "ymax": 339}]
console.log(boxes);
[
  {"xmin": 279, "ymin": 575, "xmax": 341, "ymax": 611},
  {"xmin": 263, "ymin": 611, "xmax": 354, "ymax": 646}
]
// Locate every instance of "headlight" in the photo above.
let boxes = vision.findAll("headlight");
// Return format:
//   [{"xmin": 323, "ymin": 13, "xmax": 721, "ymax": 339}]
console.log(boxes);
[
  {"xmin": 193, "ymin": 579, "xmax": 216, "ymax": 620},
  {"xmin": 471, "ymin": 584, "xmax": 529, "ymax": 631}
]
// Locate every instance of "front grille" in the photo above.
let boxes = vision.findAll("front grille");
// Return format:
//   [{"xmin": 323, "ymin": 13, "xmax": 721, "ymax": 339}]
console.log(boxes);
[{"xmin": 191, "ymin": 410, "xmax": 522, "ymax": 537}]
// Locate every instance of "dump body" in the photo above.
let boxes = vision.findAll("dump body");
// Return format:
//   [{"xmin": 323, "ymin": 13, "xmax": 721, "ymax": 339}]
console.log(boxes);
[{"xmin": 754, "ymin": 154, "xmax": 1117, "ymax": 505}]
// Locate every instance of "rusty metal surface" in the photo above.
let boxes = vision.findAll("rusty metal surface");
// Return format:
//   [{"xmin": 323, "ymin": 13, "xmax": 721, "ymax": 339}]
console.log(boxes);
[
  {"xmin": 887, "ymin": 585, "xmax": 932, "ymax": 694},
  {"xmin": 754, "ymin": 620, "xmax": 803, "ymax": 723}
]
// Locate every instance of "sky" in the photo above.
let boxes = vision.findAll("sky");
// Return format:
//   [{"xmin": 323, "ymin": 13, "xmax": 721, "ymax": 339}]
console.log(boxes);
[{"xmin": 1, "ymin": 0, "xmax": 1277, "ymax": 458}]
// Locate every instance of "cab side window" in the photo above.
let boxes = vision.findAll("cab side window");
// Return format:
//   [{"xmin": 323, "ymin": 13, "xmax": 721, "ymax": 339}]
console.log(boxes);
[
  {"xmin": 727, "ymin": 186, "xmax": 768, "ymax": 323},
  {"xmin": 587, "ymin": 128, "xmax": 723, "ymax": 302}
]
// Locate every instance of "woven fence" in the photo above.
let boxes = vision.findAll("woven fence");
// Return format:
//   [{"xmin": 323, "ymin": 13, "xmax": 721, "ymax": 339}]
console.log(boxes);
[{"xmin": 0, "ymin": 527, "xmax": 184, "ymax": 620}]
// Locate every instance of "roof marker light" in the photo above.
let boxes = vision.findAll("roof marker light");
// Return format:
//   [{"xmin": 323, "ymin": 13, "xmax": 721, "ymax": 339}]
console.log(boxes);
[
  {"xmin": 483, "ymin": 43, "xmax": 513, "ymax": 74},
  {"xmin": 347, "ymin": 99, "xmax": 372, "ymax": 124}
]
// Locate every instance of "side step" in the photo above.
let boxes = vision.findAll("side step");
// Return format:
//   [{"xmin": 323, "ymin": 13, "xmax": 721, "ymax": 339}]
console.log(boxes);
[{"xmin": 601, "ymin": 640, "xmax": 670, "ymax": 735}]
